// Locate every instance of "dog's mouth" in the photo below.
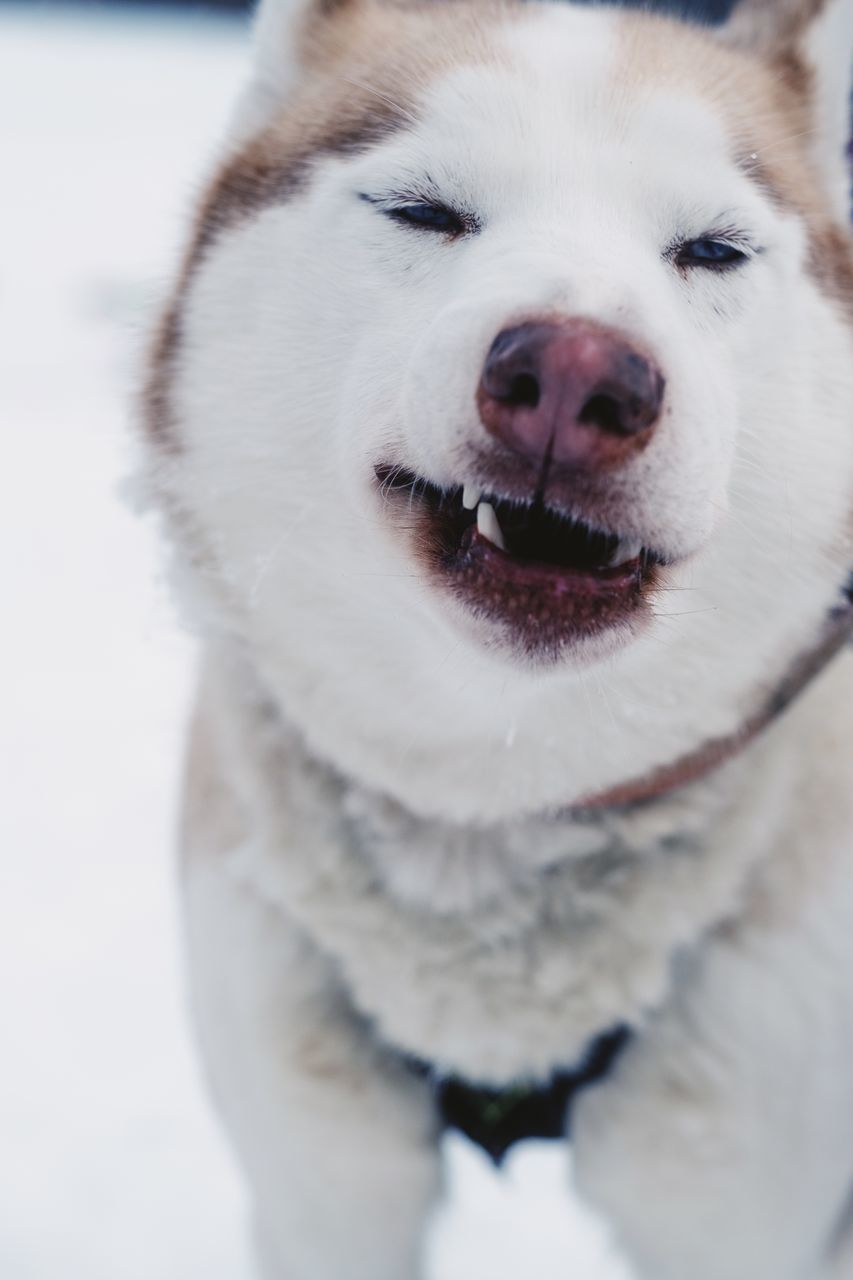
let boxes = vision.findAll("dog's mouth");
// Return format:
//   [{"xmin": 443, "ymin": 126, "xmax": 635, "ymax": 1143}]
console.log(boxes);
[{"xmin": 375, "ymin": 465, "xmax": 662, "ymax": 657}]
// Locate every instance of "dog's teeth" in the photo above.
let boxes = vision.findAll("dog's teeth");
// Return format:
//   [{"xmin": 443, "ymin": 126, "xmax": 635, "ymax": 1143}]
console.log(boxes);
[
  {"xmin": 463, "ymin": 483, "xmax": 482, "ymax": 511},
  {"xmin": 477, "ymin": 502, "xmax": 506, "ymax": 550},
  {"xmin": 612, "ymin": 538, "xmax": 643, "ymax": 565}
]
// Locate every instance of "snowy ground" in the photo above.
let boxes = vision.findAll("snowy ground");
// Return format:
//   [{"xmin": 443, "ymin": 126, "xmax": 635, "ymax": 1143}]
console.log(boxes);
[{"xmin": 0, "ymin": 7, "xmax": 633, "ymax": 1276}]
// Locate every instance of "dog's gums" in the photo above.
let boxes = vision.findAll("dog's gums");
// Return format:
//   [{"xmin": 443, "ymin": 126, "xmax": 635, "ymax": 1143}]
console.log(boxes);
[{"xmin": 375, "ymin": 464, "xmax": 661, "ymax": 652}]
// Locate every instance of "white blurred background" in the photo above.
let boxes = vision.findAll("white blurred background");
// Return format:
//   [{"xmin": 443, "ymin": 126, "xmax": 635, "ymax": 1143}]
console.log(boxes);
[{"xmin": 0, "ymin": 4, "xmax": 641, "ymax": 1276}]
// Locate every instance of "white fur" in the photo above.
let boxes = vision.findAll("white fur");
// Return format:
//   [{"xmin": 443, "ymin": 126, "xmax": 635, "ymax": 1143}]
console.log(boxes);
[
  {"xmin": 184, "ymin": 651, "xmax": 853, "ymax": 1278},
  {"xmin": 147, "ymin": 0, "xmax": 853, "ymax": 1276},
  {"xmin": 806, "ymin": 0, "xmax": 853, "ymax": 223},
  {"xmin": 163, "ymin": 30, "xmax": 853, "ymax": 818}
]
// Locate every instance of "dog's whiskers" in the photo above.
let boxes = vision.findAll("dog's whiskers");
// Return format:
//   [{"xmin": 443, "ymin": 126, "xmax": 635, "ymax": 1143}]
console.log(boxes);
[{"xmin": 340, "ymin": 76, "xmax": 422, "ymax": 129}]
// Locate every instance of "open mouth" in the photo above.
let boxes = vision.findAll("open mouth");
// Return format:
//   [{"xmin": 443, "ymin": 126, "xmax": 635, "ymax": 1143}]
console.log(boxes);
[{"xmin": 376, "ymin": 465, "xmax": 661, "ymax": 656}]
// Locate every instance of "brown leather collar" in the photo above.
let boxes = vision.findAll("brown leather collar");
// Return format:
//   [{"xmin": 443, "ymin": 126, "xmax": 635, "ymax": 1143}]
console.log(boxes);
[{"xmin": 576, "ymin": 576, "xmax": 853, "ymax": 812}]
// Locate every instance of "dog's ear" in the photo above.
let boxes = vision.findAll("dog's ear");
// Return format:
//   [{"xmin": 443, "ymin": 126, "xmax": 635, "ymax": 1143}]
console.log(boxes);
[
  {"xmin": 231, "ymin": 0, "xmax": 358, "ymax": 135},
  {"xmin": 720, "ymin": 0, "xmax": 852, "ymax": 218},
  {"xmin": 253, "ymin": 0, "xmax": 351, "ymax": 89}
]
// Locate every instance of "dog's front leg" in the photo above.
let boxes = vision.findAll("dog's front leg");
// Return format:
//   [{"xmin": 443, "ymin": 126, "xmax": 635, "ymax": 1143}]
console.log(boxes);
[
  {"xmin": 571, "ymin": 837, "xmax": 853, "ymax": 1280},
  {"xmin": 183, "ymin": 855, "xmax": 441, "ymax": 1280}
]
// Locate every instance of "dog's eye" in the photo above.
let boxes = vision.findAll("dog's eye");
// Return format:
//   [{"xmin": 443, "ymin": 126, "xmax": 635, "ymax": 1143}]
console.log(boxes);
[
  {"xmin": 676, "ymin": 239, "xmax": 749, "ymax": 269},
  {"xmin": 387, "ymin": 202, "xmax": 465, "ymax": 235}
]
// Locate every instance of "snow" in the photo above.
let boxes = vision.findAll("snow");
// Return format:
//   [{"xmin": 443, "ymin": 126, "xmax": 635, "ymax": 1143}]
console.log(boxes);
[{"xmin": 0, "ymin": 7, "xmax": 631, "ymax": 1276}]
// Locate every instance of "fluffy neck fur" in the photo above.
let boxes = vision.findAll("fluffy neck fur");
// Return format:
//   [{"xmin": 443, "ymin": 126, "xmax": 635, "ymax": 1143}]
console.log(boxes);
[{"xmin": 195, "ymin": 637, "xmax": 805, "ymax": 1084}]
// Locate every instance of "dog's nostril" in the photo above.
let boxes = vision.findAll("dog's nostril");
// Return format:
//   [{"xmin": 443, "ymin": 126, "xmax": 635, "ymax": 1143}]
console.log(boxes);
[
  {"xmin": 578, "ymin": 393, "xmax": 625, "ymax": 435},
  {"xmin": 507, "ymin": 372, "xmax": 540, "ymax": 409},
  {"xmin": 478, "ymin": 320, "xmax": 663, "ymax": 467}
]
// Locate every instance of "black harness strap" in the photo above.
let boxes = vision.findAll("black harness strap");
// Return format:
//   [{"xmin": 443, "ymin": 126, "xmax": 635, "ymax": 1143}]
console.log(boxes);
[{"xmin": 409, "ymin": 1026, "xmax": 632, "ymax": 1166}]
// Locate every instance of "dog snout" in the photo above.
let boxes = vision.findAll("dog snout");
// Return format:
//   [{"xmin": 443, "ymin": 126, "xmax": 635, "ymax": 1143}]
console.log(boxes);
[{"xmin": 476, "ymin": 319, "xmax": 665, "ymax": 471}]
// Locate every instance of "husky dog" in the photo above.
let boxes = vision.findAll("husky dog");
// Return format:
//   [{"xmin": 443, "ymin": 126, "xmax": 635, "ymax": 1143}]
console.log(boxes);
[{"xmin": 143, "ymin": 0, "xmax": 853, "ymax": 1274}]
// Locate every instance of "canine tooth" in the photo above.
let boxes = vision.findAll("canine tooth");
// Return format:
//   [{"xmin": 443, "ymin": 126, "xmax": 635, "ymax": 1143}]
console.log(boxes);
[
  {"xmin": 613, "ymin": 538, "xmax": 643, "ymax": 565},
  {"xmin": 477, "ymin": 501, "xmax": 506, "ymax": 550},
  {"xmin": 462, "ymin": 483, "xmax": 482, "ymax": 510}
]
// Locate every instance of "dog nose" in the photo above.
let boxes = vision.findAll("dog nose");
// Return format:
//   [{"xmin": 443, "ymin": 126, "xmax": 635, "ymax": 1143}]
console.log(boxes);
[{"xmin": 477, "ymin": 320, "xmax": 665, "ymax": 470}]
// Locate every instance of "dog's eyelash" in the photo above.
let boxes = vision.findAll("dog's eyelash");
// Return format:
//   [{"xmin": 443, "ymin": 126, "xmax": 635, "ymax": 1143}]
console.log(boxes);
[
  {"xmin": 667, "ymin": 228, "xmax": 760, "ymax": 273},
  {"xmin": 389, "ymin": 202, "xmax": 465, "ymax": 235},
  {"xmin": 359, "ymin": 192, "xmax": 478, "ymax": 237}
]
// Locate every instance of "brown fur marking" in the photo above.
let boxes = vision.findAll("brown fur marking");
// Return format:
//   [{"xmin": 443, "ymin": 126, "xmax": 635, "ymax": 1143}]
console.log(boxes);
[
  {"xmin": 193, "ymin": 99, "xmax": 409, "ymax": 262},
  {"xmin": 143, "ymin": 1, "xmax": 502, "ymax": 447},
  {"xmin": 579, "ymin": 594, "xmax": 853, "ymax": 812},
  {"xmin": 144, "ymin": 0, "xmax": 852, "ymax": 449},
  {"xmin": 808, "ymin": 224, "xmax": 853, "ymax": 324},
  {"xmin": 724, "ymin": 0, "xmax": 830, "ymax": 52},
  {"xmin": 620, "ymin": 12, "xmax": 853, "ymax": 324}
]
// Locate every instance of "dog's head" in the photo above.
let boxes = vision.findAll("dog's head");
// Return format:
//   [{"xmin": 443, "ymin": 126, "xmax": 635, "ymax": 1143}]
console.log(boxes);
[{"xmin": 146, "ymin": 0, "xmax": 853, "ymax": 822}]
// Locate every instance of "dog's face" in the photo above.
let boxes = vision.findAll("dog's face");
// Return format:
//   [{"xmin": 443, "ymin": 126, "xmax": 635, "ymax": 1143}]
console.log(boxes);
[{"xmin": 147, "ymin": 0, "xmax": 853, "ymax": 821}]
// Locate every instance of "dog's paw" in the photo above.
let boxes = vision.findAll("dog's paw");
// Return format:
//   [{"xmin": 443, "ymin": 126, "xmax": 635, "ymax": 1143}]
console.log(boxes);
[{"xmin": 428, "ymin": 1134, "xmax": 637, "ymax": 1279}]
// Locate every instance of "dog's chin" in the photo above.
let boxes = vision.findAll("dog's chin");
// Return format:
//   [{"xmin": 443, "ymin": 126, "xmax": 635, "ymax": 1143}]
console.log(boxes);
[{"xmin": 375, "ymin": 464, "xmax": 668, "ymax": 665}]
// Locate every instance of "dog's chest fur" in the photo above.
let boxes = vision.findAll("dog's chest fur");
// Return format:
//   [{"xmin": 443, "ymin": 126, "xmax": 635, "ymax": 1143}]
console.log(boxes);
[{"xmin": 191, "ymin": 649, "xmax": 799, "ymax": 1085}]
